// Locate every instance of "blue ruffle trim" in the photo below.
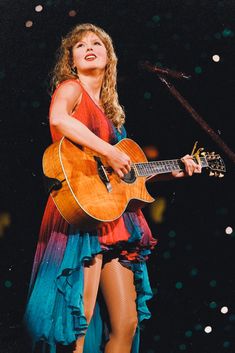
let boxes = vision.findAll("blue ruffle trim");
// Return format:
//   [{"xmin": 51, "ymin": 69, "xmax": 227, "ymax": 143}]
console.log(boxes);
[{"xmin": 24, "ymin": 224, "xmax": 154, "ymax": 353}]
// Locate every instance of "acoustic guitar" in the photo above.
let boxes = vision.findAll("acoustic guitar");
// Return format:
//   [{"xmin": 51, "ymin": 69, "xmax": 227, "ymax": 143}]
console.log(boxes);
[{"xmin": 42, "ymin": 137, "xmax": 226, "ymax": 230}]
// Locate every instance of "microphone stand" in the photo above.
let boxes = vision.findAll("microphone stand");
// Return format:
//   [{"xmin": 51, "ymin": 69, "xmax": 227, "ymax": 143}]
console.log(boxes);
[{"xmin": 140, "ymin": 61, "xmax": 235, "ymax": 165}]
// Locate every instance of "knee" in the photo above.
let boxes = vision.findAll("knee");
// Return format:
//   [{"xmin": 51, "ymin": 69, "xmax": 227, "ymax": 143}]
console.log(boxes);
[
  {"xmin": 125, "ymin": 316, "xmax": 138, "ymax": 337},
  {"xmin": 112, "ymin": 315, "xmax": 138, "ymax": 339}
]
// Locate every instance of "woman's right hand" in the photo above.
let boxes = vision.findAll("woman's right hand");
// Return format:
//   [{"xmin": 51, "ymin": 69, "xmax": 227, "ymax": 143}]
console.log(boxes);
[{"xmin": 105, "ymin": 145, "xmax": 131, "ymax": 178}]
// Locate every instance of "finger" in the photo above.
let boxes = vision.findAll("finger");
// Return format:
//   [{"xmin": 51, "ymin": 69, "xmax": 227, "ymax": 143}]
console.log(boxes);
[
  {"xmin": 117, "ymin": 170, "xmax": 124, "ymax": 178},
  {"xmin": 185, "ymin": 164, "xmax": 193, "ymax": 176},
  {"xmin": 121, "ymin": 167, "xmax": 130, "ymax": 175},
  {"xmin": 194, "ymin": 165, "xmax": 202, "ymax": 173}
]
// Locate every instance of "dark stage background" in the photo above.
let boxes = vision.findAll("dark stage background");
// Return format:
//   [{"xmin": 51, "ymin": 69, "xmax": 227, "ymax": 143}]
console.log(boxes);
[{"xmin": 0, "ymin": 1, "xmax": 235, "ymax": 352}]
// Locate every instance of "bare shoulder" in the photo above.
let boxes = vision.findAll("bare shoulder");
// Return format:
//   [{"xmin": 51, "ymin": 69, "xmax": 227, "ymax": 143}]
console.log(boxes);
[
  {"xmin": 54, "ymin": 79, "xmax": 82, "ymax": 101},
  {"xmin": 50, "ymin": 80, "xmax": 82, "ymax": 118}
]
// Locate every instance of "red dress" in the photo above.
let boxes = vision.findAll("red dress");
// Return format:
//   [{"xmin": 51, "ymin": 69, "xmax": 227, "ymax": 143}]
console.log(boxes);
[{"xmin": 24, "ymin": 79, "xmax": 157, "ymax": 353}]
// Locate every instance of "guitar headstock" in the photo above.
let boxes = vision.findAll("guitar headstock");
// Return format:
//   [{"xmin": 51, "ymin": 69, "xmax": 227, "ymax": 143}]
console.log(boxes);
[{"xmin": 203, "ymin": 152, "xmax": 226, "ymax": 177}]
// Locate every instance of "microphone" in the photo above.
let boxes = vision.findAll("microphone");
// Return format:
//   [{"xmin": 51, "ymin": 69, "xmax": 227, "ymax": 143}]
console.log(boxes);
[{"xmin": 139, "ymin": 61, "xmax": 191, "ymax": 80}]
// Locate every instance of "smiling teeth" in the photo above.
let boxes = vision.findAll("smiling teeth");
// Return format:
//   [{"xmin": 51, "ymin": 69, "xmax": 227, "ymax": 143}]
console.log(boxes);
[{"xmin": 85, "ymin": 55, "xmax": 96, "ymax": 59}]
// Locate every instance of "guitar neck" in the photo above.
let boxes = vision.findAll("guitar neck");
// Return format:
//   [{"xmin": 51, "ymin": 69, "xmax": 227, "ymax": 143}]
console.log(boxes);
[{"xmin": 134, "ymin": 157, "xmax": 208, "ymax": 177}]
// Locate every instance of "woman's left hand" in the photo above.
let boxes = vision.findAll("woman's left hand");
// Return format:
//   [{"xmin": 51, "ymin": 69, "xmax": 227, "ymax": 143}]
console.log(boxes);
[{"xmin": 172, "ymin": 154, "xmax": 202, "ymax": 178}]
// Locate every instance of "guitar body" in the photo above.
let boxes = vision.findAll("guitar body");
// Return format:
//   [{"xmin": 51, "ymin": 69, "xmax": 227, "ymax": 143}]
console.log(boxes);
[{"xmin": 43, "ymin": 138, "xmax": 155, "ymax": 230}]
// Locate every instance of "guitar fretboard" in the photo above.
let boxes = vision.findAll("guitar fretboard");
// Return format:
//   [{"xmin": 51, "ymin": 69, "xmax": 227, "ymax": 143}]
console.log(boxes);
[{"xmin": 134, "ymin": 157, "xmax": 208, "ymax": 177}]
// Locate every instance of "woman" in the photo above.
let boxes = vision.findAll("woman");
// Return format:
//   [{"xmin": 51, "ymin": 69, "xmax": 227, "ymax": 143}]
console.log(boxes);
[{"xmin": 24, "ymin": 23, "xmax": 201, "ymax": 353}]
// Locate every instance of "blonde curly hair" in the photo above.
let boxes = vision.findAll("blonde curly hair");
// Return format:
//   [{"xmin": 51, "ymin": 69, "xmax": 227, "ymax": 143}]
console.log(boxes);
[{"xmin": 50, "ymin": 23, "xmax": 125, "ymax": 129}]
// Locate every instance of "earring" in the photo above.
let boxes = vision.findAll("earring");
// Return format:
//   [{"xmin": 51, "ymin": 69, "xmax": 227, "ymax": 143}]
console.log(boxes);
[{"xmin": 71, "ymin": 67, "xmax": 78, "ymax": 76}]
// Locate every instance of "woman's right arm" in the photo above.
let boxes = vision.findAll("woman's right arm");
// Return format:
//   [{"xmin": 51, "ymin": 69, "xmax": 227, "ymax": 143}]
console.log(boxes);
[{"xmin": 50, "ymin": 81, "xmax": 131, "ymax": 178}]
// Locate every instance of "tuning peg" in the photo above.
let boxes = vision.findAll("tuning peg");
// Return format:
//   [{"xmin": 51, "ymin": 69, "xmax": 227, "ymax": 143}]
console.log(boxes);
[
  {"xmin": 201, "ymin": 152, "xmax": 206, "ymax": 157},
  {"xmin": 219, "ymin": 173, "xmax": 224, "ymax": 178},
  {"xmin": 209, "ymin": 171, "xmax": 215, "ymax": 176}
]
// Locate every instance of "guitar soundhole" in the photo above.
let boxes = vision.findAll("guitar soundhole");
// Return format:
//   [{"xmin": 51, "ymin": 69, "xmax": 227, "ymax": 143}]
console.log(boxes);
[{"xmin": 123, "ymin": 167, "xmax": 136, "ymax": 184}]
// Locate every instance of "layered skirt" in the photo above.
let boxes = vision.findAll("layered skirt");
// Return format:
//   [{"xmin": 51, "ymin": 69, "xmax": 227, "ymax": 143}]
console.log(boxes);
[{"xmin": 24, "ymin": 197, "xmax": 157, "ymax": 353}]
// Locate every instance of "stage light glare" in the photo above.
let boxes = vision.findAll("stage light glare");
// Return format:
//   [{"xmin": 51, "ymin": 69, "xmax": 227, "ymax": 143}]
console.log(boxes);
[
  {"xmin": 25, "ymin": 20, "xmax": 33, "ymax": 28},
  {"xmin": 225, "ymin": 226, "xmax": 233, "ymax": 234},
  {"xmin": 204, "ymin": 326, "xmax": 212, "ymax": 333},
  {"xmin": 212, "ymin": 55, "xmax": 220, "ymax": 62},
  {"xmin": 35, "ymin": 5, "xmax": 43, "ymax": 12},
  {"xmin": 142, "ymin": 145, "xmax": 159, "ymax": 159},
  {"xmin": 69, "ymin": 10, "xmax": 77, "ymax": 17},
  {"xmin": 221, "ymin": 306, "xmax": 228, "ymax": 314}
]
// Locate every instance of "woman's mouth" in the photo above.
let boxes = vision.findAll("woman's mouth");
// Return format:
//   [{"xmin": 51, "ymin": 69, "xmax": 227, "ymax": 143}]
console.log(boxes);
[{"xmin": 85, "ymin": 54, "xmax": 97, "ymax": 61}]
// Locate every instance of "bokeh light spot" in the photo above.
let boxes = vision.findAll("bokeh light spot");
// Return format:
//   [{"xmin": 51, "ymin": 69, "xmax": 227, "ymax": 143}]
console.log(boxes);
[
  {"xmin": 223, "ymin": 341, "xmax": 230, "ymax": 348},
  {"xmin": 69, "ymin": 10, "xmax": 77, "ymax": 17},
  {"xmin": 163, "ymin": 251, "xmax": 171, "ymax": 259},
  {"xmin": 194, "ymin": 66, "xmax": 202, "ymax": 74},
  {"xmin": 194, "ymin": 324, "xmax": 202, "ymax": 331},
  {"xmin": 190, "ymin": 268, "xmax": 198, "ymax": 277},
  {"xmin": 221, "ymin": 306, "xmax": 228, "ymax": 314},
  {"xmin": 25, "ymin": 20, "xmax": 33, "ymax": 28},
  {"xmin": 214, "ymin": 32, "xmax": 222, "ymax": 39},
  {"xmin": 179, "ymin": 343, "xmax": 186, "ymax": 351},
  {"xmin": 225, "ymin": 226, "xmax": 233, "ymax": 235},
  {"xmin": 4, "ymin": 280, "xmax": 12, "ymax": 288},
  {"xmin": 0, "ymin": 212, "xmax": 11, "ymax": 238},
  {"xmin": 35, "ymin": 5, "xmax": 43, "ymax": 12},
  {"xmin": 152, "ymin": 15, "xmax": 160, "ymax": 23},
  {"xmin": 153, "ymin": 334, "xmax": 160, "ymax": 342},
  {"xmin": 185, "ymin": 330, "xmax": 193, "ymax": 338},
  {"xmin": 229, "ymin": 314, "xmax": 235, "ymax": 321},
  {"xmin": 175, "ymin": 281, "xmax": 183, "ymax": 289},
  {"xmin": 222, "ymin": 28, "xmax": 233, "ymax": 37},
  {"xmin": 143, "ymin": 145, "xmax": 159, "ymax": 159},
  {"xmin": 144, "ymin": 91, "xmax": 151, "ymax": 100},
  {"xmin": 149, "ymin": 198, "xmax": 167, "ymax": 223},
  {"xmin": 209, "ymin": 279, "xmax": 217, "ymax": 287},
  {"xmin": 204, "ymin": 326, "xmax": 212, "ymax": 333},
  {"xmin": 168, "ymin": 230, "xmax": 176, "ymax": 238},
  {"xmin": 212, "ymin": 55, "xmax": 220, "ymax": 62},
  {"xmin": 209, "ymin": 301, "xmax": 217, "ymax": 309}
]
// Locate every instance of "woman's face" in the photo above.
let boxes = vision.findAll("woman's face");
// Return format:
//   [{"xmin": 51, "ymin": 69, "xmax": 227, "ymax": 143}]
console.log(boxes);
[{"xmin": 72, "ymin": 31, "xmax": 108, "ymax": 75}]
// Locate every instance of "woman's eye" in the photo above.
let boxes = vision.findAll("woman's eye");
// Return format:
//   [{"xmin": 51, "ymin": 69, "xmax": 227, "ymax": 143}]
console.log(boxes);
[
  {"xmin": 76, "ymin": 43, "xmax": 84, "ymax": 48},
  {"xmin": 94, "ymin": 41, "xmax": 101, "ymax": 45}
]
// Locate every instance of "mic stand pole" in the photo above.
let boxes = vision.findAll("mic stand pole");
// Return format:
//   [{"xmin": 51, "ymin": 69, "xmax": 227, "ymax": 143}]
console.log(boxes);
[{"xmin": 157, "ymin": 74, "xmax": 235, "ymax": 165}]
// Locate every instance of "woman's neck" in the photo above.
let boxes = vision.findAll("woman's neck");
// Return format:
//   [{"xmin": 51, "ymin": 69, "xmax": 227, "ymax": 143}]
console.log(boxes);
[{"xmin": 78, "ymin": 72, "xmax": 104, "ymax": 103}]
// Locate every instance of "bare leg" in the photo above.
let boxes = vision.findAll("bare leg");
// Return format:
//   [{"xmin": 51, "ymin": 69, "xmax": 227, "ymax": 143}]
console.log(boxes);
[
  {"xmin": 100, "ymin": 259, "xmax": 138, "ymax": 353},
  {"xmin": 73, "ymin": 254, "xmax": 103, "ymax": 353}
]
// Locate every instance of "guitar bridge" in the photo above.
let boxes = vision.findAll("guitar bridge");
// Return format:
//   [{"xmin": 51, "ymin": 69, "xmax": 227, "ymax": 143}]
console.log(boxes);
[{"xmin": 94, "ymin": 156, "xmax": 112, "ymax": 192}]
